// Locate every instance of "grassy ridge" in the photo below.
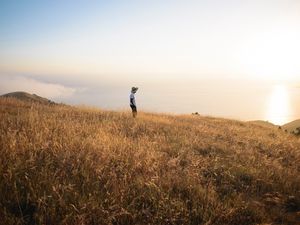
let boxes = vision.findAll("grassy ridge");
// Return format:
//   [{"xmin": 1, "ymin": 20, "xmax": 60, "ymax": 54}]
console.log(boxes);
[{"xmin": 0, "ymin": 97, "xmax": 299, "ymax": 225}]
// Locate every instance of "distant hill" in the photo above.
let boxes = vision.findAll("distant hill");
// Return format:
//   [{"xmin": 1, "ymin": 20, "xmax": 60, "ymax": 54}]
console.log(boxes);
[
  {"xmin": 248, "ymin": 120, "xmax": 276, "ymax": 128},
  {"xmin": 282, "ymin": 119, "xmax": 300, "ymax": 135},
  {"xmin": 1, "ymin": 91, "xmax": 55, "ymax": 105}
]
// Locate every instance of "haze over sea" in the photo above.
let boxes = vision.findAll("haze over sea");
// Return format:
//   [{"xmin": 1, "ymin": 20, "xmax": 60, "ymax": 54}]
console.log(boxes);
[
  {"xmin": 1, "ymin": 75, "xmax": 299, "ymax": 125},
  {"xmin": 63, "ymin": 79, "xmax": 300, "ymax": 125}
]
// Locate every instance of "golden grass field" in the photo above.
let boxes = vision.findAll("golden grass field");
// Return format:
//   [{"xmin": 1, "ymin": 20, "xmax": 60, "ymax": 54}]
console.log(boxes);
[{"xmin": 0, "ymin": 97, "xmax": 300, "ymax": 225}]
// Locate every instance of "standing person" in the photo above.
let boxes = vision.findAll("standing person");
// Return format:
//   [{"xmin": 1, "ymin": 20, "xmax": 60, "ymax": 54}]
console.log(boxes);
[{"xmin": 130, "ymin": 87, "xmax": 138, "ymax": 118}]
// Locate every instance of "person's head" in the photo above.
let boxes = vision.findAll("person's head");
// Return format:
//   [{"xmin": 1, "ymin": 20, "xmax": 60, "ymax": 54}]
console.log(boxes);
[{"xmin": 131, "ymin": 87, "xmax": 138, "ymax": 93}]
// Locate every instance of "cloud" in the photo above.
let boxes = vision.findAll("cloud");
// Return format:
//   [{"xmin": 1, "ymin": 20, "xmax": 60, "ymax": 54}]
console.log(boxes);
[{"xmin": 0, "ymin": 75, "xmax": 76, "ymax": 100}]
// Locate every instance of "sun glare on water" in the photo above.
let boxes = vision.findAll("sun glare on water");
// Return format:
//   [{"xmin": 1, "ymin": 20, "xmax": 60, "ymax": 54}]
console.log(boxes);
[{"xmin": 266, "ymin": 85, "xmax": 291, "ymax": 125}]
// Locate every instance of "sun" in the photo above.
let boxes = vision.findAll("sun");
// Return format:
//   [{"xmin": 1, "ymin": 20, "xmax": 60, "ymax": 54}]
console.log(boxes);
[{"xmin": 265, "ymin": 85, "xmax": 291, "ymax": 125}]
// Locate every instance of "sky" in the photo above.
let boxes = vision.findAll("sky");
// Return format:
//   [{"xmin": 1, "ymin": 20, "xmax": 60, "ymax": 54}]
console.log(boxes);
[{"xmin": 1, "ymin": 0, "xmax": 300, "ymax": 123}]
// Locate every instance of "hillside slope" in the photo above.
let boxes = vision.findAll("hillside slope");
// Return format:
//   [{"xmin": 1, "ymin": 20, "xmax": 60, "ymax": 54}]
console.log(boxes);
[
  {"xmin": 1, "ymin": 91, "xmax": 55, "ymax": 104},
  {"xmin": 283, "ymin": 119, "xmax": 300, "ymax": 135},
  {"xmin": 0, "ymin": 98, "xmax": 299, "ymax": 225}
]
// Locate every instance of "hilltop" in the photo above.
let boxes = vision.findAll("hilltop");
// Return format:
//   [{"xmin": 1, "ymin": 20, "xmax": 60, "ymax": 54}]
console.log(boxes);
[
  {"xmin": 1, "ymin": 91, "xmax": 55, "ymax": 105},
  {"xmin": 0, "ymin": 97, "xmax": 299, "ymax": 225}
]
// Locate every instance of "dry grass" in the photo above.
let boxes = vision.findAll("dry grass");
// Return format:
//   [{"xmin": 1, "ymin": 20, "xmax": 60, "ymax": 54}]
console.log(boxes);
[{"xmin": 0, "ymin": 97, "xmax": 300, "ymax": 225}]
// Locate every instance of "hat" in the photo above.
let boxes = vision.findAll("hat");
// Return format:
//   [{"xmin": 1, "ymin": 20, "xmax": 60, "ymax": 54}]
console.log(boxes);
[{"xmin": 131, "ymin": 87, "xmax": 138, "ymax": 92}]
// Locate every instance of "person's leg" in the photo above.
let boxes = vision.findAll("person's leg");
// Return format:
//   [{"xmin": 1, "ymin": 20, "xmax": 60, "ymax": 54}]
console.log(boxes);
[
  {"xmin": 133, "ymin": 107, "xmax": 137, "ymax": 118},
  {"xmin": 130, "ymin": 105, "xmax": 136, "ymax": 118}
]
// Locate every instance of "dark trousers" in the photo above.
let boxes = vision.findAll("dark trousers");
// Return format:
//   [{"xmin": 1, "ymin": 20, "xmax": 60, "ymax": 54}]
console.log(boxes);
[{"xmin": 130, "ymin": 105, "xmax": 137, "ymax": 117}]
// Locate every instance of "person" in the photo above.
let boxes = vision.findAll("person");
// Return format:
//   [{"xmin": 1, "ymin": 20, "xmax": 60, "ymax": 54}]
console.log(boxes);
[{"xmin": 130, "ymin": 87, "xmax": 138, "ymax": 118}]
